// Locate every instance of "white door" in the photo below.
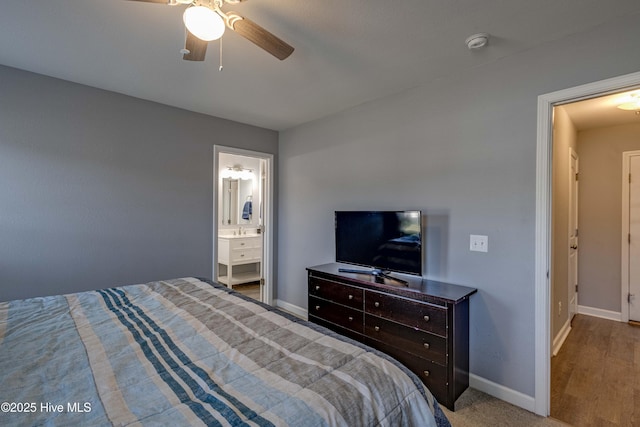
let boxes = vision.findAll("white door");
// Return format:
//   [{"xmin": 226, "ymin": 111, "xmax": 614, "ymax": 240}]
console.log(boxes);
[
  {"xmin": 568, "ymin": 148, "xmax": 579, "ymax": 321},
  {"xmin": 629, "ymin": 155, "xmax": 640, "ymax": 321},
  {"xmin": 258, "ymin": 158, "xmax": 268, "ymax": 302}
]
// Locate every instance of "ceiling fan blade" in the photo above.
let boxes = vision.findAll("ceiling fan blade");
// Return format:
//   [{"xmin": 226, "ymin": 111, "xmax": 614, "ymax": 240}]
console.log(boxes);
[
  {"xmin": 183, "ymin": 30, "xmax": 208, "ymax": 61},
  {"xmin": 226, "ymin": 12, "xmax": 294, "ymax": 60}
]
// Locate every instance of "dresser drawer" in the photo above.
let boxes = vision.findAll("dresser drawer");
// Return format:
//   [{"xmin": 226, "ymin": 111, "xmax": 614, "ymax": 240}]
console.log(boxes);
[
  {"xmin": 369, "ymin": 340, "xmax": 448, "ymax": 405},
  {"xmin": 364, "ymin": 314, "xmax": 447, "ymax": 365},
  {"xmin": 309, "ymin": 296, "xmax": 364, "ymax": 334},
  {"xmin": 230, "ymin": 248, "xmax": 261, "ymax": 263},
  {"xmin": 365, "ymin": 291, "xmax": 447, "ymax": 337},
  {"xmin": 309, "ymin": 277, "xmax": 363, "ymax": 309},
  {"xmin": 309, "ymin": 315, "xmax": 364, "ymax": 342},
  {"xmin": 230, "ymin": 237, "xmax": 261, "ymax": 250}
]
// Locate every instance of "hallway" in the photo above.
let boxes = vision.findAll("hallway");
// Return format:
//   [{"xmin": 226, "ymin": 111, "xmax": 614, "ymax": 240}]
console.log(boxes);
[{"xmin": 551, "ymin": 315, "xmax": 640, "ymax": 425}]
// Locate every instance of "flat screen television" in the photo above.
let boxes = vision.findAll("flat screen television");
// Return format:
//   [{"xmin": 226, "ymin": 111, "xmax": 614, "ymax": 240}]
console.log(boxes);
[{"xmin": 335, "ymin": 210, "xmax": 422, "ymax": 279}]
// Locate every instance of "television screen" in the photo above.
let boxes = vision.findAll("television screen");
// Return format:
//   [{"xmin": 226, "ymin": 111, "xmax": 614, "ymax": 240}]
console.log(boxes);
[{"xmin": 335, "ymin": 210, "xmax": 422, "ymax": 276}]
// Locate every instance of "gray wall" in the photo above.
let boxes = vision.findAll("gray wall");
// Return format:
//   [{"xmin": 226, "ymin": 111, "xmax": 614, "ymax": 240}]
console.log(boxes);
[
  {"xmin": 577, "ymin": 123, "xmax": 640, "ymax": 312},
  {"xmin": 278, "ymin": 15, "xmax": 640, "ymax": 398},
  {"xmin": 0, "ymin": 65, "xmax": 278, "ymax": 302}
]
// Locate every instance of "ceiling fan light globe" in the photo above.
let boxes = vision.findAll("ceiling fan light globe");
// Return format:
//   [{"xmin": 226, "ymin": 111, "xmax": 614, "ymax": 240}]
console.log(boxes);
[
  {"xmin": 616, "ymin": 92, "xmax": 640, "ymax": 110},
  {"xmin": 617, "ymin": 102, "xmax": 640, "ymax": 111},
  {"xmin": 183, "ymin": 6, "xmax": 225, "ymax": 41}
]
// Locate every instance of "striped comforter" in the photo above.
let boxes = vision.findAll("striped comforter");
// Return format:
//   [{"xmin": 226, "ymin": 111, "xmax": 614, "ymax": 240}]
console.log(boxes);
[{"xmin": 0, "ymin": 277, "xmax": 449, "ymax": 426}]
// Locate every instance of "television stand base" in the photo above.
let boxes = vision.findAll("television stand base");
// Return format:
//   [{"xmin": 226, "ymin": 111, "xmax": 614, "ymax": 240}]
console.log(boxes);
[{"xmin": 337, "ymin": 268, "xmax": 408, "ymax": 285}]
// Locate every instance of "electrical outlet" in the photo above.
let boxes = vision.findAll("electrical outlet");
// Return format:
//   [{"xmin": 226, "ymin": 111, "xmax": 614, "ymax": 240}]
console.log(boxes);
[{"xmin": 470, "ymin": 235, "xmax": 488, "ymax": 252}]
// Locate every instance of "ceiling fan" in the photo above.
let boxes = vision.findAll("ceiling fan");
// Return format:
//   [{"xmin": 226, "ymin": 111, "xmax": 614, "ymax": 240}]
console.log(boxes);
[{"xmin": 128, "ymin": 0, "xmax": 294, "ymax": 61}]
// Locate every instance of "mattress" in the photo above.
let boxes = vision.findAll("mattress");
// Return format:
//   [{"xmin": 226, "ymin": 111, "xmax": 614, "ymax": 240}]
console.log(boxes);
[{"xmin": 0, "ymin": 277, "xmax": 450, "ymax": 426}]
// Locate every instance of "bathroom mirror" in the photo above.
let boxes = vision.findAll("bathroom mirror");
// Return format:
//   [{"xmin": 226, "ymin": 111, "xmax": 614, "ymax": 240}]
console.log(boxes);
[{"xmin": 221, "ymin": 178, "xmax": 254, "ymax": 225}]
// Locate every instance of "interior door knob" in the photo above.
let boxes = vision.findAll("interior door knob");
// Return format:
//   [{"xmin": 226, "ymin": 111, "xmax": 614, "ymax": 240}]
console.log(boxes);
[{"xmin": 570, "ymin": 245, "xmax": 578, "ymax": 249}]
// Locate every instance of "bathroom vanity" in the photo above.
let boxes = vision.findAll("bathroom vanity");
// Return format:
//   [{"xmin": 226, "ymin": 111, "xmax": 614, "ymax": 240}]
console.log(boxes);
[{"xmin": 217, "ymin": 234, "xmax": 262, "ymax": 287}]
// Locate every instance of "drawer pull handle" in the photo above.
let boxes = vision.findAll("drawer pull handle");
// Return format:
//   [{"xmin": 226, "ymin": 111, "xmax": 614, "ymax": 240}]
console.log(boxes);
[
  {"xmin": 348, "ymin": 316, "xmax": 353, "ymax": 322},
  {"xmin": 315, "ymin": 285, "xmax": 320, "ymax": 291},
  {"xmin": 423, "ymin": 343, "xmax": 430, "ymax": 350},
  {"xmin": 240, "ymin": 254, "xmax": 245, "ymax": 257},
  {"xmin": 348, "ymin": 294, "xmax": 353, "ymax": 300},
  {"xmin": 240, "ymin": 242, "xmax": 245, "ymax": 246},
  {"xmin": 374, "ymin": 302, "xmax": 380, "ymax": 308},
  {"xmin": 423, "ymin": 315, "xmax": 430, "ymax": 322},
  {"xmin": 315, "ymin": 305, "xmax": 320, "ymax": 311},
  {"xmin": 423, "ymin": 370, "xmax": 430, "ymax": 377},
  {"xmin": 374, "ymin": 326, "xmax": 380, "ymax": 332}
]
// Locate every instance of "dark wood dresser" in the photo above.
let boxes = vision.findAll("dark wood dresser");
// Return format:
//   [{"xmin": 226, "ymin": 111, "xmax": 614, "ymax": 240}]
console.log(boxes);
[{"xmin": 307, "ymin": 262, "xmax": 477, "ymax": 411}]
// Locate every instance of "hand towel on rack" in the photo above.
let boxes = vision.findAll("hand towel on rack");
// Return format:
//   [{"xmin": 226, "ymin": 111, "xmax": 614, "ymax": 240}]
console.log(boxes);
[{"xmin": 242, "ymin": 201, "xmax": 252, "ymax": 220}]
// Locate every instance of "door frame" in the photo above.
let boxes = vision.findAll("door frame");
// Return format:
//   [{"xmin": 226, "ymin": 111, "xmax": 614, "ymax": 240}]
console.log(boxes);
[
  {"xmin": 622, "ymin": 150, "xmax": 640, "ymax": 322},
  {"xmin": 213, "ymin": 145, "xmax": 275, "ymax": 305},
  {"xmin": 535, "ymin": 70, "xmax": 640, "ymax": 416}
]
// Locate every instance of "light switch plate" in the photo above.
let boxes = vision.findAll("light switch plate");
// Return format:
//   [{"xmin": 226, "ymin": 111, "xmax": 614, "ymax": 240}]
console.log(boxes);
[{"xmin": 470, "ymin": 235, "xmax": 488, "ymax": 252}]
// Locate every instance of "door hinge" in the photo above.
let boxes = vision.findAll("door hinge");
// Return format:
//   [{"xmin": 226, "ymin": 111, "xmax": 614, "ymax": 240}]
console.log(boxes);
[
  {"xmin": 575, "ymin": 172, "xmax": 579, "ymax": 181},
  {"xmin": 630, "ymin": 233, "xmax": 632, "ymax": 244},
  {"xmin": 630, "ymin": 173, "xmax": 632, "ymax": 184},
  {"xmin": 629, "ymin": 293, "xmax": 634, "ymax": 303},
  {"xmin": 575, "ymin": 228, "xmax": 579, "ymax": 237},
  {"xmin": 260, "ymin": 278, "xmax": 265, "ymax": 286},
  {"xmin": 575, "ymin": 285, "xmax": 578, "ymax": 292}
]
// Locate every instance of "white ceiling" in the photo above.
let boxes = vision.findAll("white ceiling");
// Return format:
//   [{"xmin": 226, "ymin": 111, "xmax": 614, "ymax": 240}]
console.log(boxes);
[
  {"xmin": 1, "ymin": 0, "xmax": 640, "ymax": 131},
  {"xmin": 561, "ymin": 90, "xmax": 640, "ymax": 131}
]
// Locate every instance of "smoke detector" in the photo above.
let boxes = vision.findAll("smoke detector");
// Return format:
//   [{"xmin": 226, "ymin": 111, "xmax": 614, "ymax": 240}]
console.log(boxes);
[{"xmin": 465, "ymin": 33, "xmax": 490, "ymax": 50}]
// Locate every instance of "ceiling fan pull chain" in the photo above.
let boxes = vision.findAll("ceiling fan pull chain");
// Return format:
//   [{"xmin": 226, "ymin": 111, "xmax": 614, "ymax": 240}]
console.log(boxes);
[{"xmin": 219, "ymin": 37, "xmax": 223, "ymax": 71}]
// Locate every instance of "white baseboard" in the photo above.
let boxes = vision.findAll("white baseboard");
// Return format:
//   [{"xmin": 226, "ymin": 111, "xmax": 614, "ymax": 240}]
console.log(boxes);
[
  {"xmin": 578, "ymin": 305, "xmax": 622, "ymax": 322},
  {"xmin": 470, "ymin": 308, "xmax": 623, "ymax": 413},
  {"xmin": 553, "ymin": 306, "xmax": 622, "ymax": 356},
  {"xmin": 274, "ymin": 301, "xmax": 536, "ymax": 413},
  {"xmin": 552, "ymin": 319, "xmax": 571, "ymax": 356},
  {"xmin": 275, "ymin": 299, "xmax": 308, "ymax": 320},
  {"xmin": 469, "ymin": 373, "xmax": 535, "ymax": 413}
]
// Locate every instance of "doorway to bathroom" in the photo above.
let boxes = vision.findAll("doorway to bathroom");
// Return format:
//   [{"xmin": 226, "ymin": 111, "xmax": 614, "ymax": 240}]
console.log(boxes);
[{"xmin": 213, "ymin": 145, "xmax": 274, "ymax": 305}]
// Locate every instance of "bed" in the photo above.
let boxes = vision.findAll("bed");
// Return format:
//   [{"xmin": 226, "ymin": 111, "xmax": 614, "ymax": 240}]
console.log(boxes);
[{"xmin": 0, "ymin": 277, "xmax": 450, "ymax": 426}]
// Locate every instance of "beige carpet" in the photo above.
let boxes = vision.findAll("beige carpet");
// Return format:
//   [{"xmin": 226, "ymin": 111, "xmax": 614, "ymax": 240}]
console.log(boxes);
[{"xmin": 441, "ymin": 388, "xmax": 570, "ymax": 426}]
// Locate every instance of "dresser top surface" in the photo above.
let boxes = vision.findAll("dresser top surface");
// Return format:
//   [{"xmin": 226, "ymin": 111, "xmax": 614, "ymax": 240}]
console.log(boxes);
[{"xmin": 307, "ymin": 263, "xmax": 477, "ymax": 303}]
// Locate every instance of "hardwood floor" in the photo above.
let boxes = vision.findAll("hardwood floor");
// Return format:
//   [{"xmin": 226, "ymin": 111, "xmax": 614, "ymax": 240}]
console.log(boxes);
[
  {"xmin": 233, "ymin": 282, "xmax": 261, "ymax": 301},
  {"xmin": 551, "ymin": 314, "xmax": 640, "ymax": 426}
]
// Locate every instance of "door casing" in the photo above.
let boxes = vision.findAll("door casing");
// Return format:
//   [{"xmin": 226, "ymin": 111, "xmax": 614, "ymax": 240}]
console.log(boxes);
[
  {"xmin": 568, "ymin": 147, "xmax": 579, "ymax": 321},
  {"xmin": 535, "ymin": 70, "xmax": 640, "ymax": 416},
  {"xmin": 622, "ymin": 150, "xmax": 640, "ymax": 322},
  {"xmin": 213, "ymin": 145, "xmax": 274, "ymax": 305}
]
